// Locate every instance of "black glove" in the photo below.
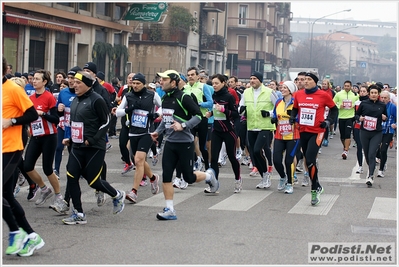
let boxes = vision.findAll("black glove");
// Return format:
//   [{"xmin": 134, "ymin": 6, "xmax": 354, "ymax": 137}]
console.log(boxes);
[
  {"xmin": 354, "ymin": 115, "xmax": 360, "ymax": 123},
  {"xmin": 271, "ymin": 117, "xmax": 277, "ymax": 124},
  {"xmin": 261, "ymin": 110, "xmax": 270, "ymax": 118},
  {"xmin": 289, "ymin": 117, "xmax": 296, "ymax": 125},
  {"xmin": 125, "ymin": 104, "xmax": 134, "ymax": 114},
  {"xmin": 147, "ymin": 113, "xmax": 159, "ymax": 120},
  {"xmin": 239, "ymin": 106, "xmax": 246, "ymax": 114},
  {"xmin": 320, "ymin": 120, "xmax": 331, "ymax": 129},
  {"xmin": 286, "ymin": 109, "xmax": 292, "ymax": 116}
]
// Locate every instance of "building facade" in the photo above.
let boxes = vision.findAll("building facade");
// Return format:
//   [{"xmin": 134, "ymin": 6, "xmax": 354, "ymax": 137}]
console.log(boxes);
[{"xmin": 3, "ymin": 2, "xmax": 131, "ymax": 82}]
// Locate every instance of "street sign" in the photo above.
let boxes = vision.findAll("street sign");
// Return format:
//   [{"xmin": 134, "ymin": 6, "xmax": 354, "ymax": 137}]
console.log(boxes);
[
  {"xmin": 124, "ymin": 2, "xmax": 168, "ymax": 21},
  {"xmin": 360, "ymin": 62, "xmax": 367, "ymax": 68},
  {"xmin": 325, "ymin": 74, "xmax": 330, "ymax": 78}
]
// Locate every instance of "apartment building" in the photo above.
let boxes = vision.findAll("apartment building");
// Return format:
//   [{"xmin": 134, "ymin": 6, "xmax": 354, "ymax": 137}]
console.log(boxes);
[{"xmin": 3, "ymin": 2, "xmax": 131, "ymax": 82}]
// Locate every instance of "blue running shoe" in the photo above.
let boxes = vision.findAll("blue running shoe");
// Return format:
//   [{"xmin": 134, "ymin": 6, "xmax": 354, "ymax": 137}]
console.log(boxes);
[{"xmin": 156, "ymin": 207, "xmax": 177, "ymax": 220}]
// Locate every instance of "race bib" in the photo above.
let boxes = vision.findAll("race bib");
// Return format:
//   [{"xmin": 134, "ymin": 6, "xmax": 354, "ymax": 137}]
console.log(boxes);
[
  {"xmin": 59, "ymin": 116, "xmax": 65, "ymax": 129},
  {"xmin": 363, "ymin": 116, "xmax": 377, "ymax": 131},
  {"xmin": 299, "ymin": 108, "xmax": 316, "ymax": 126},
  {"xmin": 71, "ymin": 121, "xmax": 84, "ymax": 143},
  {"xmin": 162, "ymin": 108, "xmax": 175, "ymax": 128},
  {"xmin": 30, "ymin": 117, "xmax": 45, "ymax": 136},
  {"xmin": 131, "ymin": 109, "xmax": 149, "ymax": 128},
  {"xmin": 64, "ymin": 107, "xmax": 71, "ymax": 126},
  {"xmin": 343, "ymin": 99, "xmax": 352, "ymax": 109},
  {"xmin": 278, "ymin": 120, "xmax": 293, "ymax": 135},
  {"xmin": 213, "ymin": 104, "xmax": 226, "ymax": 120}
]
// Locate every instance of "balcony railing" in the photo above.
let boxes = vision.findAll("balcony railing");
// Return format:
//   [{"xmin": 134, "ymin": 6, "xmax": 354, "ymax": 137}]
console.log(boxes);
[
  {"xmin": 227, "ymin": 17, "xmax": 272, "ymax": 32},
  {"xmin": 201, "ymin": 34, "xmax": 226, "ymax": 52},
  {"xmin": 228, "ymin": 49, "xmax": 278, "ymax": 64},
  {"xmin": 140, "ymin": 27, "xmax": 188, "ymax": 45}
]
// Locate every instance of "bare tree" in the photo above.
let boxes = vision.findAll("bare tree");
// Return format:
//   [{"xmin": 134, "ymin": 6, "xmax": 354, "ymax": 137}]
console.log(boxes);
[{"xmin": 290, "ymin": 39, "xmax": 345, "ymax": 79}]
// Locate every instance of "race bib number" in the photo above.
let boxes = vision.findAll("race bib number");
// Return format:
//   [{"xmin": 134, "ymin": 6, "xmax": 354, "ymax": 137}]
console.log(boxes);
[
  {"xmin": 324, "ymin": 107, "xmax": 329, "ymax": 119},
  {"xmin": 162, "ymin": 108, "xmax": 175, "ymax": 128},
  {"xmin": 58, "ymin": 116, "xmax": 65, "ymax": 129},
  {"xmin": 299, "ymin": 108, "xmax": 316, "ymax": 126},
  {"xmin": 343, "ymin": 99, "xmax": 352, "ymax": 109},
  {"xmin": 213, "ymin": 104, "xmax": 226, "ymax": 120},
  {"xmin": 64, "ymin": 107, "xmax": 71, "ymax": 126},
  {"xmin": 71, "ymin": 121, "xmax": 84, "ymax": 143},
  {"xmin": 363, "ymin": 116, "xmax": 377, "ymax": 131},
  {"xmin": 30, "ymin": 117, "xmax": 45, "ymax": 136},
  {"xmin": 278, "ymin": 120, "xmax": 293, "ymax": 135},
  {"xmin": 131, "ymin": 109, "xmax": 149, "ymax": 128}
]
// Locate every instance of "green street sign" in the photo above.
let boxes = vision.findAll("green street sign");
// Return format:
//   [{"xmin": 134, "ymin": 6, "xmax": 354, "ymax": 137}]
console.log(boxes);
[
  {"xmin": 124, "ymin": 2, "xmax": 168, "ymax": 21},
  {"xmin": 325, "ymin": 74, "xmax": 330, "ymax": 78}
]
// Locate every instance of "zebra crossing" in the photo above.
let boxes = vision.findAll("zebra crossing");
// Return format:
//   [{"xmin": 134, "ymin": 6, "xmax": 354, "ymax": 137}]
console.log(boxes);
[{"xmin": 16, "ymin": 172, "xmax": 396, "ymax": 220}]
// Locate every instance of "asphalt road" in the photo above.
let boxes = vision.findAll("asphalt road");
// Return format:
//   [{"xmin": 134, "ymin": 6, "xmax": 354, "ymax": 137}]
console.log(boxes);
[{"xmin": 3, "ymin": 130, "xmax": 397, "ymax": 265}]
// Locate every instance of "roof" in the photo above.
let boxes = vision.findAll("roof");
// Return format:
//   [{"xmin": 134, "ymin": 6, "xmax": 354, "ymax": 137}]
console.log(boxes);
[{"xmin": 314, "ymin": 32, "xmax": 376, "ymax": 45}]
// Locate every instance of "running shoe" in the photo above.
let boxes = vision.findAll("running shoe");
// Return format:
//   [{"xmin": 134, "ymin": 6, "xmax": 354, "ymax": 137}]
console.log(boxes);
[
  {"xmin": 35, "ymin": 188, "xmax": 54, "ymax": 206},
  {"xmin": 302, "ymin": 172, "xmax": 309, "ymax": 187},
  {"xmin": 140, "ymin": 177, "xmax": 148, "ymax": 186},
  {"xmin": 50, "ymin": 199, "xmax": 69, "ymax": 215},
  {"xmin": 322, "ymin": 139, "xmax": 329, "ymax": 147},
  {"xmin": 293, "ymin": 173, "xmax": 298, "ymax": 185},
  {"xmin": 17, "ymin": 171, "xmax": 26, "ymax": 186},
  {"xmin": 18, "ymin": 234, "xmax": 45, "ymax": 257},
  {"xmin": 62, "ymin": 210, "xmax": 87, "ymax": 225},
  {"xmin": 241, "ymin": 156, "xmax": 250, "ymax": 166},
  {"xmin": 277, "ymin": 176, "xmax": 287, "ymax": 191},
  {"xmin": 296, "ymin": 160, "xmax": 303, "ymax": 172},
  {"xmin": 234, "ymin": 178, "xmax": 242, "ymax": 193},
  {"xmin": 311, "ymin": 190, "xmax": 320, "ymax": 206},
  {"xmin": 173, "ymin": 177, "xmax": 182, "ymax": 189},
  {"xmin": 204, "ymin": 168, "xmax": 219, "ymax": 193},
  {"xmin": 156, "ymin": 207, "xmax": 177, "ymax": 220},
  {"xmin": 377, "ymin": 170, "xmax": 384, "ymax": 178},
  {"xmin": 356, "ymin": 167, "xmax": 363, "ymax": 174},
  {"xmin": 152, "ymin": 155, "xmax": 158, "ymax": 166},
  {"xmin": 236, "ymin": 148, "xmax": 242, "ymax": 160},
  {"xmin": 14, "ymin": 184, "xmax": 20, "ymax": 197},
  {"xmin": 95, "ymin": 191, "xmax": 106, "ymax": 207},
  {"xmin": 113, "ymin": 190, "xmax": 126, "ymax": 214},
  {"xmin": 106, "ymin": 142, "xmax": 112, "ymax": 152},
  {"xmin": 220, "ymin": 153, "xmax": 227, "ymax": 166},
  {"xmin": 342, "ymin": 150, "xmax": 348, "ymax": 160},
  {"xmin": 366, "ymin": 176, "xmax": 374, "ymax": 186},
  {"xmin": 318, "ymin": 148, "xmax": 322, "ymax": 154},
  {"xmin": 284, "ymin": 183, "xmax": 293, "ymax": 194},
  {"xmin": 126, "ymin": 190, "xmax": 138, "ymax": 203},
  {"xmin": 27, "ymin": 184, "xmax": 38, "ymax": 201},
  {"xmin": 121, "ymin": 163, "xmax": 134, "ymax": 175},
  {"xmin": 150, "ymin": 174, "xmax": 160, "ymax": 194},
  {"xmin": 249, "ymin": 167, "xmax": 259, "ymax": 176},
  {"xmin": 256, "ymin": 172, "xmax": 271, "ymax": 189},
  {"xmin": 6, "ymin": 228, "xmax": 28, "ymax": 255},
  {"xmin": 179, "ymin": 178, "xmax": 188, "ymax": 189}
]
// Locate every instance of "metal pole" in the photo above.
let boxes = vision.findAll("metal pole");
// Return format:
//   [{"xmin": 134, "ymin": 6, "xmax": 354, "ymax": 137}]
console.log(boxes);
[
  {"xmin": 309, "ymin": 9, "xmax": 351, "ymax": 68},
  {"xmin": 222, "ymin": 3, "xmax": 228, "ymax": 74}
]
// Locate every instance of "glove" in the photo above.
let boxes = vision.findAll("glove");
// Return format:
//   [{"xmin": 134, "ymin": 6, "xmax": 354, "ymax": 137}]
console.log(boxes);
[
  {"xmin": 261, "ymin": 110, "xmax": 270, "ymax": 118},
  {"xmin": 320, "ymin": 120, "xmax": 331, "ymax": 129},
  {"xmin": 271, "ymin": 117, "xmax": 277, "ymax": 124},
  {"xmin": 147, "ymin": 113, "xmax": 159, "ymax": 120},
  {"xmin": 239, "ymin": 106, "xmax": 246, "ymax": 115},
  {"xmin": 125, "ymin": 104, "xmax": 134, "ymax": 114},
  {"xmin": 286, "ymin": 109, "xmax": 292, "ymax": 116},
  {"xmin": 289, "ymin": 117, "xmax": 296, "ymax": 125}
]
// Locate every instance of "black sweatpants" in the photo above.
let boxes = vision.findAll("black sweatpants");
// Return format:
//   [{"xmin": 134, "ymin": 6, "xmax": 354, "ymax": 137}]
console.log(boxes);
[
  {"xmin": 299, "ymin": 132, "xmax": 323, "ymax": 191},
  {"xmin": 273, "ymin": 139, "xmax": 300, "ymax": 184}
]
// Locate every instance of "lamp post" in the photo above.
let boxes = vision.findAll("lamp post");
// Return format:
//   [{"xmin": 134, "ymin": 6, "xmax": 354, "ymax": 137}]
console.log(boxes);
[
  {"xmin": 324, "ymin": 25, "xmax": 358, "ymax": 64},
  {"xmin": 309, "ymin": 9, "xmax": 351, "ymax": 68}
]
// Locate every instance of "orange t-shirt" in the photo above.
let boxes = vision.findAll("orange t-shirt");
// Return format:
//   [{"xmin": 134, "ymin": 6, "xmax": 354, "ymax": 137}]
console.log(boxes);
[{"xmin": 2, "ymin": 79, "xmax": 34, "ymax": 153}]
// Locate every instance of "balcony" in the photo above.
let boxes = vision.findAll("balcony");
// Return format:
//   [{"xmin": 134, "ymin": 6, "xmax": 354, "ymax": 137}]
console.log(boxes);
[
  {"xmin": 201, "ymin": 34, "xmax": 226, "ymax": 52},
  {"xmin": 138, "ymin": 26, "xmax": 188, "ymax": 45},
  {"xmin": 228, "ymin": 49, "xmax": 277, "ymax": 64},
  {"xmin": 227, "ymin": 17, "xmax": 271, "ymax": 33},
  {"xmin": 202, "ymin": 3, "xmax": 225, "ymax": 13}
]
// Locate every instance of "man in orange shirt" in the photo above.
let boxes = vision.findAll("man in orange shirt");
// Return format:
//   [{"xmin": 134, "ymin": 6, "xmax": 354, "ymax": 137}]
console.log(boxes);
[{"xmin": 2, "ymin": 56, "xmax": 45, "ymax": 257}]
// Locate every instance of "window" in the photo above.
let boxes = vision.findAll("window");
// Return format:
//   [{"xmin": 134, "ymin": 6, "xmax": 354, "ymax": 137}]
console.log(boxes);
[
  {"xmin": 239, "ymin": 5, "xmax": 248, "ymax": 25},
  {"xmin": 79, "ymin": 3, "xmax": 89, "ymax": 11},
  {"xmin": 57, "ymin": 2, "xmax": 72, "ymax": 7},
  {"xmin": 29, "ymin": 40, "xmax": 45, "ymax": 71},
  {"xmin": 54, "ymin": 43, "xmax": 69, "ymax": 74},
  {"xmin": 96, "ymin": 3, "xmax": 111, "ymax": 17},
  {"xmin": 114, "ymin": 34, "xmax": 122, "ymax": 45},
  {"xmin": 114, "ymin": 5, "xmax": 125, "ymax": 20}
]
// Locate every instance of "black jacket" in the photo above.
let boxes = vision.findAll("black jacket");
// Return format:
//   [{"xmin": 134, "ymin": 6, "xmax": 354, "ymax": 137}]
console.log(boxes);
[{"xmin": 355, "ymin": 98, "xmax": 387, "ymax": 132}]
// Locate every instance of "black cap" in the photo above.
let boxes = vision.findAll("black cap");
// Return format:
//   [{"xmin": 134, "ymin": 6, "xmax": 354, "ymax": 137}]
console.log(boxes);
[
  {"xmin": 251, "ymin": 71, "xmax": 263, "ymax": 83},
  {"xmin": 22, "ymin": 73, "xmax": 29, "ymax": 79},
  {"xmin": 14, "ymin": 72, "xmax": 22, "ymax": 77},
  {"xmin": 68, "ymin": 66, "xmax": 82, "ymax": 76},
  {"xmin": 132, "ymin": 73, "xmax": 146, "ymax": 84},
  {"xmin": 375, "ymin": 82, "xmax": 384, "ymax": 89},
  {"xmin": 97, "ymin": 71, "xmax": 105, "ymax": 81},
  {"xmin": 83, "ymin": 62, "xmax": 97, "ymax": 74}
]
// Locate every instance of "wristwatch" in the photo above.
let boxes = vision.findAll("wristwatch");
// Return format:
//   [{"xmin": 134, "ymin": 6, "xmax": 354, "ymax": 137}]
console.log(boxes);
[
  {"xmin": 181, "ymin": 122, "xmax": 187, "ymax": 129},
  {"xmin": 11, "ymin": 118, "xmax": 17, "ymax": 126}
]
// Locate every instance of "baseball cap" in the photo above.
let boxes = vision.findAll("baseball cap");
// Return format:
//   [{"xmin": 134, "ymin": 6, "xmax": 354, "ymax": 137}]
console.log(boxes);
[{"xmin": 157, "ymin": 70, "xmax": 180, "ymax": 82}]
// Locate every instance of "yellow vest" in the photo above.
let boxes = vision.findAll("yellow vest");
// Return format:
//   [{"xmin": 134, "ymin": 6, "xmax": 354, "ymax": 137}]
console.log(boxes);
[{"xmin": 243, "ymin": 85, "xmax": 276, "ymax": 131}]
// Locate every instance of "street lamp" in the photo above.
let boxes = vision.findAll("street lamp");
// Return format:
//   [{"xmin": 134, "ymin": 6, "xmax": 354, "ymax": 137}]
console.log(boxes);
[{"xmin": 309, "ymin": 9, "xmax": 351, "ymax": 67}]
